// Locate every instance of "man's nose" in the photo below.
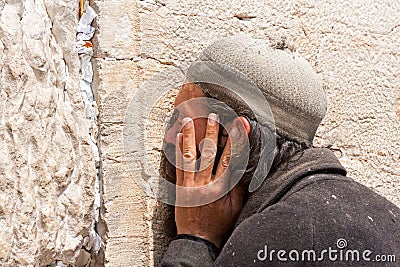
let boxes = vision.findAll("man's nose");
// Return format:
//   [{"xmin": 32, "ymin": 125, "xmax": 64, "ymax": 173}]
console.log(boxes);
[{"xmin": 164, "ymin": 123, "xmax": 180, "ymax": 145}]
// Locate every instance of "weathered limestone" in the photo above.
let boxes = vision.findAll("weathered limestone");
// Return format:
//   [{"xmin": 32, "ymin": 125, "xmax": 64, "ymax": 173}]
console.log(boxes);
[
  {"xmin": 0, "ymin": 1, "xmax": 96, "ymax": 266},
  {"xmin": 91, "ymin": 55, "xmax": 178, "ymax": 266}
]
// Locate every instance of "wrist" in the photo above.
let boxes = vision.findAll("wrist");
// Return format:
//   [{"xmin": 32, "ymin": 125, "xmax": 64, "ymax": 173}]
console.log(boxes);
[
  {"xmin": 177, "ymin": 231, "xmax": 221, "ymax": 248},
  {"xmin": 175, "ymin": 234, "xmax": 221, "ymax": 260}
]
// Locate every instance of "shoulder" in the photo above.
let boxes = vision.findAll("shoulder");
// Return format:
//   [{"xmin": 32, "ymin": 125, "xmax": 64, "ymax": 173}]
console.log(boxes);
[
  {"xmin": 278, "ymin": 173, "xmax": 400, "ymax": 241},
  {"xmin": 217, "ymin": 174, "xmax": 400, "ymax": 265}
]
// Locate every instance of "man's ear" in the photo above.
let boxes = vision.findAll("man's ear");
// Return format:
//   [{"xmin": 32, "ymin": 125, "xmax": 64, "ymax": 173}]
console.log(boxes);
[{"xmin": 238, "ymin": 116, "xmax": 251, "ymax": 135}]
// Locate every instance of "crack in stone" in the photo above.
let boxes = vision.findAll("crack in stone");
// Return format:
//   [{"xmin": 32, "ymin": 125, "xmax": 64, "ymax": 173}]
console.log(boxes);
[
  {"xmin": 387, "ymin": 24, "xmax": 400, "ymax": 34},
  {"xmin": 234, "ymin": 14, "xmax": 257, "ymax": 20}
]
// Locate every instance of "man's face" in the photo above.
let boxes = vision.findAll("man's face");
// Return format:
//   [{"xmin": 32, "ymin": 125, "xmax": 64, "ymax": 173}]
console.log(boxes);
[
  {"xmin": 162, "ymin": 82, "xmax": 250, "ymax": 184},
  {"xmin": 161, "ymin": 82, "xmax": 210, "ymax": 184},
  {"xmin": 164, "ymin": 83, "xmax": 209, "ymax": 150}
]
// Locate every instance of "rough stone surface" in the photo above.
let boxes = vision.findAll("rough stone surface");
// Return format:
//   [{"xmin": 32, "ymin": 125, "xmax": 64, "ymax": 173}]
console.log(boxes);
[
  {"xmin": 92, "ymin": 58, "xmax": 149, "ymax": 267},
  {"xmin": 91, "ymin": 54, "xmax": 178, "ymax": 266},
  {"xmin": 0, "ymin": 1, "xmax": 96, "ymax": 266}
]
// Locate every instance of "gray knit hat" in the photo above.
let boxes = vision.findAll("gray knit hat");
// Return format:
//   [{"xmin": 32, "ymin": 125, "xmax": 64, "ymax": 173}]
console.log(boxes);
[{"xmin": 187, "ymin": 34, "xmax": 327, "ymax": 146}]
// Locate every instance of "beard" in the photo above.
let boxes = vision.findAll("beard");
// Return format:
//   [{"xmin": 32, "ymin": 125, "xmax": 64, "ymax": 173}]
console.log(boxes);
[
  {"xmin": 159, "ymin": 141, "xmax": 177, "ymax": 184},
  {"xmin": 158, "ymin": 142, "xmax": 178, "ymax": 237}
]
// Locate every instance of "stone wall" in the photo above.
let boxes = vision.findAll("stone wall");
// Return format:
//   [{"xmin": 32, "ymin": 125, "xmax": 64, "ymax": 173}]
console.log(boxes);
[
  {"xmin": 0, "ymin": 1, "xmax": 96, "ymax": 266},
  {"xmin": 0, "ymin": 0, "xmax": 399, "ymax": 266}
]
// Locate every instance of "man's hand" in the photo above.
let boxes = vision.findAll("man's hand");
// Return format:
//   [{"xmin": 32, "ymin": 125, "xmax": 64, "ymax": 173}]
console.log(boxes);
[{"xmin": 175, "ymin": 113, "xmax": 246, "ymax": 248}]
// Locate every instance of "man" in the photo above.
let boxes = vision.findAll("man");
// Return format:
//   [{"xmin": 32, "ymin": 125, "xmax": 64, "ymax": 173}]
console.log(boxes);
[{"xmin": 160, "ymin": 35, "xmax": 400, "ymax": 266}]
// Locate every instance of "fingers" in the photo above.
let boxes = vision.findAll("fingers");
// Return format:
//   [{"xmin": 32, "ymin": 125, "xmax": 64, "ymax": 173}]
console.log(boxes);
[
  {"xmin": 198, "ymin": 113, "xmax": 219, "ymax": 184},
  {"xmin": 176, "ymin": 133, "xmax": 184, "ymax": 186},
  {"xmin": 213, "ymin": 119, "xmax": 242, "ymax": 189},
  {"xmin": 214, "ymin": 129, "xmax": 232, "ymax": 181},
  {"xmin": 182, "ymin": 117, "xmax": 196, "ymax": 186}
]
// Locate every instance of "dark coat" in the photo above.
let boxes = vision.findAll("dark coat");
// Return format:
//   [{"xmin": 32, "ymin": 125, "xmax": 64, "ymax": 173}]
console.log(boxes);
[{"xmin": 161, "ymin": 148, "xmax": 400, "ymax": 266}]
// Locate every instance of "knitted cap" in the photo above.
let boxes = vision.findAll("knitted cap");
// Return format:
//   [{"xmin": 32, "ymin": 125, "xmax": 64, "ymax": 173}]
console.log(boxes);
[{"xmin": 189, "ymin": 35, "xmax": 327, "ymax": 146}]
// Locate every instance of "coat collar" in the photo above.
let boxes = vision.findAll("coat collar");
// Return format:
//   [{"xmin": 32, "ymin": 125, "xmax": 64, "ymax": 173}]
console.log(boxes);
[{"xmin": 236, "ymin": 148, "xmax": 347, "ymax": 226}]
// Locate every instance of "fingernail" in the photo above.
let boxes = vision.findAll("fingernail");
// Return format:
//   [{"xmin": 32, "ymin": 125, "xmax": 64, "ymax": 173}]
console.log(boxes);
[
  {"xmin": 176, "ymin": 133, "xmax": 183, "ymax": 144},
  {"xmin": 182, "ymin": 117, "xmax": 192, "ymax": 128},
  {"xmin": 208, "ymin": 113, "xmax": 218, "ymax": 125},
  {"xmin": 230, "ymin": 126, "xmax": 239, "ymax": 138}
]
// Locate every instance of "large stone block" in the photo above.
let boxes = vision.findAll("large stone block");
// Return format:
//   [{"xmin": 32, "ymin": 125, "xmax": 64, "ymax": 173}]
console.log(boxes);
[
  {"xmin": 92, "ymin": 1, "xmax": 140, "ymax": 59},
  {"xmin": 0, "ymin": 1, "xmax": 96, "ymax": 265}
]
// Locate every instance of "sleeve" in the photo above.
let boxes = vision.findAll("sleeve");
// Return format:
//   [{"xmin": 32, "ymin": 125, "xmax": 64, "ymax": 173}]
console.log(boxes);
[
  {"xmin": 213, "ymin": 202, "xmax": 314, "ymax": 266},
  {"xmin": 160, "ymin": 235, "xmax": 218, "ymax": 267},
  {"xmin": 161, "ymin": 200, "xmax": 312, "ymax": 266}
]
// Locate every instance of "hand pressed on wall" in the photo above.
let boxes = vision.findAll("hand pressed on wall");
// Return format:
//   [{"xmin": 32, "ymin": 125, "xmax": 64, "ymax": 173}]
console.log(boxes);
[{"xmin": 175, "ymin": 113, "xmax": 250, "ymax": 248}]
